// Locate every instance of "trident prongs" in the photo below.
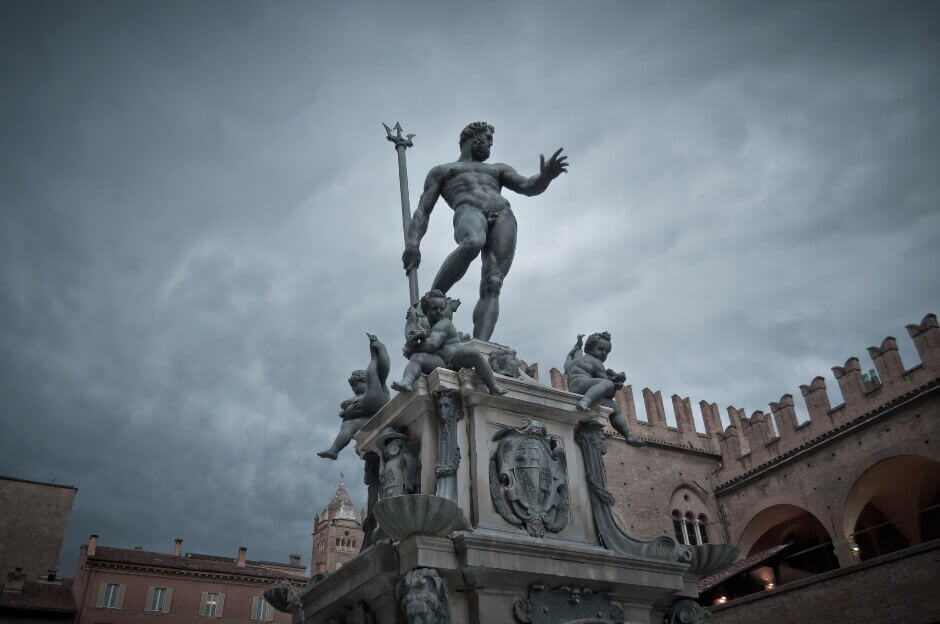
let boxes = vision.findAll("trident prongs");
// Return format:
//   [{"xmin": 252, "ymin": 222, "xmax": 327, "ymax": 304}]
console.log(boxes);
[{"xmin": 383, "ymin": 121, "xmax": 415, "ymax": 149}]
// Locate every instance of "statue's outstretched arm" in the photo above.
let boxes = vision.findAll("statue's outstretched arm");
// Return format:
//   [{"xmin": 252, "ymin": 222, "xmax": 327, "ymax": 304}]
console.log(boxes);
[
  {"xmin": 564, "ymin": 334, "xmax": 584, "ymax": 372},
  {"xmin": 498, "ymin": 149, "xmax": 568, "ymax": 197},
  {"xmin": 403, "ymin": 167, "xmax": 443, "ymax": 271}
]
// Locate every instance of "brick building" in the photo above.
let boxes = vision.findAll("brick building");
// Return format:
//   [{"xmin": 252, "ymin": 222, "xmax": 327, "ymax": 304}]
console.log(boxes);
[
  {"xmin": 71, "ymin": 536, "xmax": 306, "ymax": 624},
  {"xmin": 311, "ymin": 476, "xmax": 364, "ymax": 575},
  {"xmin": 543, "ymin": 312, "xmax": 940, "ymax": 623},
  {"xmin": 0, "ymin": 476, "xmax": 78, "ymax": 622}
]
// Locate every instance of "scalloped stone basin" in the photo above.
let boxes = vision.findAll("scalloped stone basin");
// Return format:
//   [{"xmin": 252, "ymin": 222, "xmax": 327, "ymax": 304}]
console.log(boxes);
[{"xmin": 372, "ymin": 494, "xmax": 469, "ymax": 540}]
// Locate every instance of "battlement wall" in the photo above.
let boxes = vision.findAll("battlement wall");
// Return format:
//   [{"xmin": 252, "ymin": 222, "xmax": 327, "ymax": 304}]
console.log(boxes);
[{"xmin": 548, "ymin": 313, "xmax": 940, "ymax": 480}]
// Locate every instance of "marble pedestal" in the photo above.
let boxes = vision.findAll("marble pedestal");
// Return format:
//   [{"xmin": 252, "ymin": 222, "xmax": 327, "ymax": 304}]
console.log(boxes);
[{"xmin": 296, "ymin": 345, "xmax": 726, "ymax": 624}]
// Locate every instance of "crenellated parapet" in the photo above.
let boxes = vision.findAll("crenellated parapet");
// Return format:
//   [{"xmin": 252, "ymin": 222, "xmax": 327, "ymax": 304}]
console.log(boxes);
[
  {"xmin": 547, "ymin": 369, "xmax": 722, "ymax": 454},
  {"xmin": 713, "ymin": 313, "xmax": 940, "ymax": 488},
  {"xmin": 549, "ymin": 314, "xmax": 939, "ymax": 487}
]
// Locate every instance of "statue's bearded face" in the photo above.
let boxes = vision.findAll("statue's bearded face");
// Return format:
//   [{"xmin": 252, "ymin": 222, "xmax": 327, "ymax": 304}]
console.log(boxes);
[
  {"xmin": 470, "ymin": 129, "xmax": 493, "ymax": 161},
  {"xmin": 587, "ymin": 338, "xmax": 611, "ymax": 362}
]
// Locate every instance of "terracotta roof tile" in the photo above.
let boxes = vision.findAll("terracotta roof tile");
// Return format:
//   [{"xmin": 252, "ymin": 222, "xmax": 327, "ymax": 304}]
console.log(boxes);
[
  {"xmin": 89, "ymin": 547, "xmax": 307, "ymax": 581},
  {"xmin": 697, "ymin": 543, "xmax": 791, "ymax": 592},
  {"xmin": 0, "ymin": 579, "xmax": 77, "ymax": 613}
]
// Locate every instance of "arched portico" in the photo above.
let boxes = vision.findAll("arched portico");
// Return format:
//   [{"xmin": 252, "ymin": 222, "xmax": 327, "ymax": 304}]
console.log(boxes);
[
  {"xmin": 736, "ymin": 504, "xmax": 840, "ymax": 585},
  {"xmin": 843, "ymin": 454, "xmax": 940, "ymax": 561}
]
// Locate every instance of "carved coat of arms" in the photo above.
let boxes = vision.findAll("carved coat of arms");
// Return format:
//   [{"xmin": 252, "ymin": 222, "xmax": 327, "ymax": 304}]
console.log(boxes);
[{"xmin": 488, "ymin": 418, "xmax": 568, "ymax": 537}]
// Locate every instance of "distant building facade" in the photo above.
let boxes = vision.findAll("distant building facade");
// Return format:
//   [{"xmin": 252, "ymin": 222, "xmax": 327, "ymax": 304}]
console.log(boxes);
[
  {"xmin": 0, "ymin": 476, "xmax": 78, "ymax": 622},
  {"xmin": 71, "ymin": 537, "xmax": 306, "ymax": 624},
  {"xmin": 545, "ymin": 313, "xmax": 940, "ymax": 623},
  {"xmin": 311, "ymin": 476, "xmax": 363, "ymax": 575},
  {"xmin": 0, "ymin": 476, "xmax": 76, "ymax": 581}
]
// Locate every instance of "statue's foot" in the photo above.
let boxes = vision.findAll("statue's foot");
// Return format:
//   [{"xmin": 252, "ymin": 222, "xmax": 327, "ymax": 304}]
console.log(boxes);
[
  {"xmin": 576, "ymin": 397, "xmax": 591, "ymax": 411},
  {"xmin": 489, "ymin": 384, "xmax": 507, "ymax": 396},
  {"xmin": 317, "ymin": 450, "xmax": 338, "ymax": 460},
  {"xmin": 391, "ymin": 380, "xmax": 413, "ymax": 392},
  {"xmin": 625, "ymin": 433, "xmax": 645, "ymax": 448}
]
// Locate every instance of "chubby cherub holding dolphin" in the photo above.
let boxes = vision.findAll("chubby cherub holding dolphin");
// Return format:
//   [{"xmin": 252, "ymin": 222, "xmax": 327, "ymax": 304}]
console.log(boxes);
[{"xmin": 565, "ymin": 331, "xmax": 644, "ymax": 447}]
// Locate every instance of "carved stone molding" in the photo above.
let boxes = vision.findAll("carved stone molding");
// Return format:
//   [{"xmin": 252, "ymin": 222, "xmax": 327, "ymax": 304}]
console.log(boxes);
[
  {"xmin": 325, "ymin": 600, "xmax": 375, "ymax": 624},
  {"xmin": 665, "ymin": 598, "xmax": 710, "ymax": 624},
  {"xmin": 513, "ymin": 584, "xmax": 624, "ymax": 624},
  {"xmin": 489, "ymin": 418, "xmax": 569, "ymax": 537},
  {"xmin": 377, "ymin": 427, "xmax": 420, "ymax": 500},
  {"xmin": 433, "ymin": 389, "xmax": 463, "ymax": 501},
  {"xmin": 396, "ymin": 567, "xmax": 451, "ymax": 624},
  {"xmin": 361, "ymin": 452, "xmax": 380, "ymax": 549}
]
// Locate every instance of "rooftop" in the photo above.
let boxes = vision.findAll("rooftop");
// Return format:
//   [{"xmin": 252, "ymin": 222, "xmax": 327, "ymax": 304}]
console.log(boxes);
[
  {"xmin": 319, "ymin": 474, "xmax": 359, "ymax": 523},
  {"xmin": 0, "ymin": 579, "xmax": 77, "ymax": 613},
  {"xmin": 88, "ymin": 546, "xmax": 307, "ymax": 581}
]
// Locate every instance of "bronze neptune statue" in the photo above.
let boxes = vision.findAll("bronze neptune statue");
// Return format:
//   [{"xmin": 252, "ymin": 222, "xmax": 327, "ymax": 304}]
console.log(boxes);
[{"xmin": 401, "ymin": 122, "xmax": 568, "ymax": 341}]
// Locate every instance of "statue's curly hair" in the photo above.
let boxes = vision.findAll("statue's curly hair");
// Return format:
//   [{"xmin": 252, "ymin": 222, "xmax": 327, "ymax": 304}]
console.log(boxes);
[
  {"xmin": 348, "ymin": 369, "xmax": 367, "ymax": 385},
  {"xmin": 420, "ymin": 289, "xmax": 448, "ymax": 316},
  {"xmin": 459, "ymin": 121, "xmax": 494, "ymax": 147},
  {"xmin": 585, "ymin": 331, "xmax": 612, "ymax": 352}
]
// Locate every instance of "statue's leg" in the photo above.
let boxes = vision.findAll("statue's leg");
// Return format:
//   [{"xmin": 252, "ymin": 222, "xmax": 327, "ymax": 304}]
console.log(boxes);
[
  {"xmin": 366, "ymin": 337, "xmax": 391, "ymax": 388},
  {"xmin": 317, "ymin": 417, "xmax": 369, "ymax": 459},
  {"xmin": 448, "ymin": 347, "xmax": 507, "ymax": 395},
  {"xmin": 431, "ymin": 207, "xmax": 487, "ymax": 293},
  {"xmin": 472, "ymin": 209, "xmax": 517, "ymax": 340},
  {"xmin": 576, "ymin": 378, "xmax": 615, "ymax": 411},
  {"xmin": 599, "ymin": 397, "xmax": 645, "ymax": 447},
  {"xmin": 392, "ymin": 356, "xmax": 423, "ymax": 392}
]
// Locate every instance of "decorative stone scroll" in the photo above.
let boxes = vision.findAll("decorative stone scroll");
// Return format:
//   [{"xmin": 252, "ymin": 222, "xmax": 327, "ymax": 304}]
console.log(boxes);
[
  {"xmin": 513, "ymin": 584, "xmax": 624, "ymax": 624},
  {"xmin": 665, "ymin": 598, "xmax": 710, "ymax": 624},
  {"xmin": 396, "ymin": 567, "xmax": 451, "ymax": 624},
  {"xmin": 433, "ymin": 389, "xmax": 463, "ymax": 501},
  {"xmin": 377, "ymin": 427, "xmax": 420, "ymax": 499},
  {"xmin": 489, "ymin": 418, "xmax": 569, "ymax": 537},
  {"xmin": 574, "ymin": 422, "xmax": 738, "ymax": 574}
]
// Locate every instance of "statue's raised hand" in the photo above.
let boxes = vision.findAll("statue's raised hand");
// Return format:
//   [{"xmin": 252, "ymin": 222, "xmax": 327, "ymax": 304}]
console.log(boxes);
[
  {"xmin": 540, "ymin": 148, "xmax": 569, "ymax": 180},
  {"xmin": 402, "ymin": 246, "xmax": 421, "ymax": 273}
]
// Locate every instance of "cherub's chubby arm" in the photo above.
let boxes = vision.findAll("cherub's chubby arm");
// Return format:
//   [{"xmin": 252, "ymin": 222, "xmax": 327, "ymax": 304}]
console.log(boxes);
[
  {"xmin": 416, "ymin": 322, "xmax": 450, "ymax": 353},
  {"xmin": 564, "ymin": 334, "xmax": 585, "ymax": 373},
  {"xmin": 402, "ymin": 166, "xmax": 444, "ymax": 272},
  {"xmin": 497, "ymin": 148, "xmax": 568, "ymax": 197}
]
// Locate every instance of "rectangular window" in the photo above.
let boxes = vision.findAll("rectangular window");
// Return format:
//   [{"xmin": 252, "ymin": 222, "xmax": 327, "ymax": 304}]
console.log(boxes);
[
  {"xmin": 147, "ymin": 587, "xmax": 167, "ymax": 612},
  {"xmin": 205, "ymin": 593, "xmax": 219, "ymax": 617},
  {"xmin": 252, "ymin": 596, "xmax": 272, "ymax": 621},
  {"xmin": 103, "ymin": 583, "xmax": 120, "ymax": 608}
]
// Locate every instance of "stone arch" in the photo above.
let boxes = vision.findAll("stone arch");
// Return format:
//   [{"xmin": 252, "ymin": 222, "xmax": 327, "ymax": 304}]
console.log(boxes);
[
  {"xmin": 842, "ymin": 454, "xmax": 940, "ymax": 561},
  {"xmin": 736, "ymin": 504, "xmax": 839, "ymax": 583}
]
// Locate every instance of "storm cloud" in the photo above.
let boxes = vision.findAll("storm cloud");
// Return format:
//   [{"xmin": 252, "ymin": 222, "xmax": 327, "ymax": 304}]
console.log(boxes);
[{"xmin": 1, "ymin": 0, "xmax": 938, "ymax": 576}]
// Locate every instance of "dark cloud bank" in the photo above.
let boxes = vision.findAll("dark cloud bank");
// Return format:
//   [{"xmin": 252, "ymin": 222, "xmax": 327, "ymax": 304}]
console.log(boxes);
[{"xmin": 0, "ymin": 0, "xmax": 938, "ymax": 576}]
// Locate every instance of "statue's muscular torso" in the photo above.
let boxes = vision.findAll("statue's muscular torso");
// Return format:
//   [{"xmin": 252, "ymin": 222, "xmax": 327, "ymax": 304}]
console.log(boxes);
[{"xmin": 432, "ymin": 161, "xmax": 511, "ymax": 216}]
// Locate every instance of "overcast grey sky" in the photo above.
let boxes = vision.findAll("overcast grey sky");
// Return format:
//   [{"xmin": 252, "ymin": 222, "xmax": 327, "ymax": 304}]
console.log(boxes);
[{"xmin": 1, "ymin": 0, "xmax": 938, "ymax": 576}]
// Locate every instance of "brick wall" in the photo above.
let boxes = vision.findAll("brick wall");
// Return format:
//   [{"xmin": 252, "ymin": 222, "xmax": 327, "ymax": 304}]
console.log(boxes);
[
  {"xmin": 709, "ymin": 539, "xmax": 940, "ymax": 624},
  {"xmin": 0, "ymin": 477, "xmax": 76, "ymax": 579}
]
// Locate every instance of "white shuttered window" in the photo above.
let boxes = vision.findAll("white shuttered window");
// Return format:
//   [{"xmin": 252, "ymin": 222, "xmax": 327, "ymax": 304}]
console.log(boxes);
[
  {"xmin": 199, "ymin": 592, "xmax": 225, "ymax": 617},
  {"xmin": 96, "ymin": 583, "xmax": 126, "ymax": 609}
]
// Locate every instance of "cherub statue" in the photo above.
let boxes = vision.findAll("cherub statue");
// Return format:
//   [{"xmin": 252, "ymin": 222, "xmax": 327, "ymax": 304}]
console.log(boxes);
[
  {"xmin": 392, "ymin": 289, "xmax": 506, "ymax": 395},
  {"xmin": 318, "ymin": 333, "xmax": 391, "ymax": 460},
  {"xmin": 564, "ymin": 332, "xmax": 644, "ymax": 447}
]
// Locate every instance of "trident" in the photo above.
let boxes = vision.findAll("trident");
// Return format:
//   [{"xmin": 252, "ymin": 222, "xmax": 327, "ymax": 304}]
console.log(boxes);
[{"xmin": 383, "ymin": 122, "xmax": 419, "ymax": 306}]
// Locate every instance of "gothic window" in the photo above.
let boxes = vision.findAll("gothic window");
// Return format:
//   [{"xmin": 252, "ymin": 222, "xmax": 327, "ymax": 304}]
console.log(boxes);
[
  {"xmin": 684, "ymin": 512, "xmax": 699, "ymax": 545},
  {"xmin": 672, "ymin": 510, "xmax": 684, "ymax": 543},
  {"xmin": 698, "ymin": 514, "xmax": 709, "ymax": 544}
]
